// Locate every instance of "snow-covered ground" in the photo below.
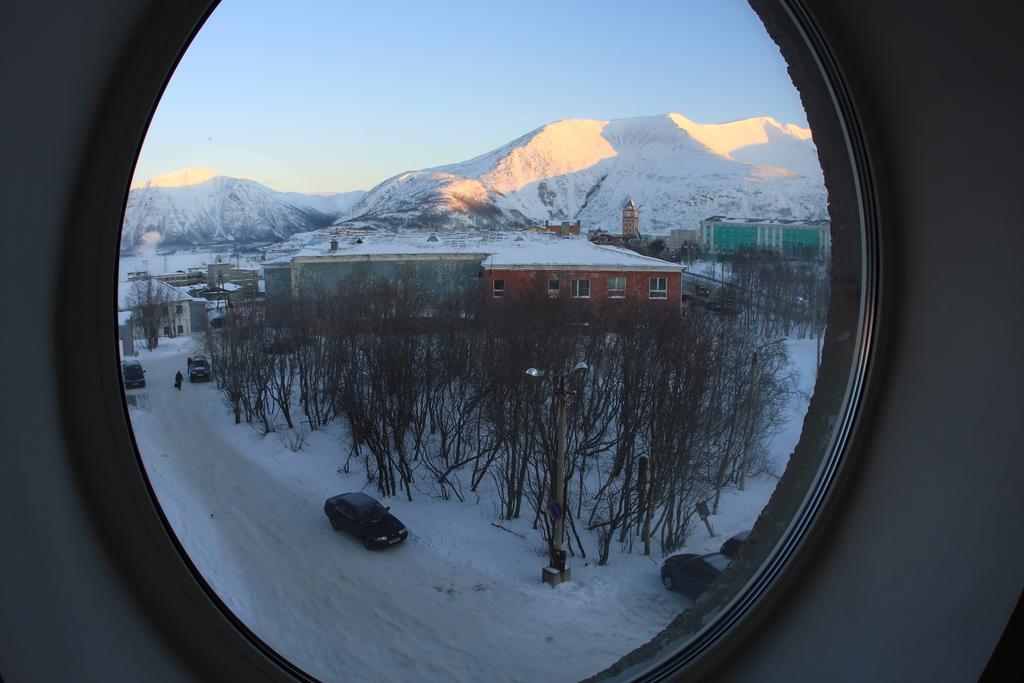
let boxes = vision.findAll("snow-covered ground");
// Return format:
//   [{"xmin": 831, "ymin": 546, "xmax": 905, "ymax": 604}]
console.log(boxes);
[{"xmin": 125, "ymin": 334, "xmax": 818, "ymax": 682}]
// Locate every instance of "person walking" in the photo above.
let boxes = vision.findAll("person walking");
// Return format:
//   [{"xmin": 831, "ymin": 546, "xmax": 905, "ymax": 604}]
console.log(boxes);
[
  {"xmin": 187, "ymin": 356, "xmax": 193, "ymax": 372},
  {"xmin": 174, "ymin": 370, "xmax": 184, "ymax": 390}
]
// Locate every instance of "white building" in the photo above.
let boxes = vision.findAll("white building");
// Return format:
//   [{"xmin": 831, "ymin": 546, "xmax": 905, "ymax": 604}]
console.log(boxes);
[{"xmin": 117, "ymin": 278, "xmax": 206, "ymax": 339}]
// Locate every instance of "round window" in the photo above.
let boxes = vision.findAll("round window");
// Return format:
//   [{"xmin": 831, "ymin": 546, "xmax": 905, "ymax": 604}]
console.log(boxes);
[{"xmin": 111, "ymin": 1, "xmax": 875, "ymax": 680}]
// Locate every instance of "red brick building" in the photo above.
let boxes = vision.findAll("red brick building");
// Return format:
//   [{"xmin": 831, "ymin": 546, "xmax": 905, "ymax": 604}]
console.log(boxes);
[{"xmin": 482, "ymin": 234, "xmax": 681, "ymax": 314}]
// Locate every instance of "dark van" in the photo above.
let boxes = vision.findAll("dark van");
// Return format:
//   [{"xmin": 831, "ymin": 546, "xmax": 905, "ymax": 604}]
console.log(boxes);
[{"xmin": 122, "ymin": 360, "xmax": 145, "ymax": 388}]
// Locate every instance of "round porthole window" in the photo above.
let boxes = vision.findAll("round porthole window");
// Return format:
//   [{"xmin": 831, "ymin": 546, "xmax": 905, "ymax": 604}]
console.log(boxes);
[{"xmin": 96, "ymin": 0, "xmax": 876, "ymax": 680}]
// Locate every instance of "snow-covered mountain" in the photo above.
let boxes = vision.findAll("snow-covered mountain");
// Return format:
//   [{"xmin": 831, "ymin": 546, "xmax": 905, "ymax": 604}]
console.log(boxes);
[
  {"xmin": 122, "ymin": 113, "xmax": 826, "ymax": 249},
  {"xmin": 121, "ymin": 168, "xmax": 366, "ymax": 251},
  {"xmin": 340, "ymin": 113, "xmax": 827, "ymax": 234}
]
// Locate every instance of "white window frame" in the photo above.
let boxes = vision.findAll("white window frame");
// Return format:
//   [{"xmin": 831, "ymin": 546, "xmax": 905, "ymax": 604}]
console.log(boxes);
[
  {"xmin": 492, "ymin": 279, "xmax": 505, "ymax": 298},
  {"xmin": 607, "ymin": 275, "xmax": 626, "ymax": 298},
  {"xmin": 571, "ymin": 279, "xmax": 590, "ymax": 299},
  {"xmin": 548, "ymin": 279, "xmax": 560, "ymax": 297},
  {"xmin": 649, "ymin": 276, "xmax": 668, "ymax": 299}
]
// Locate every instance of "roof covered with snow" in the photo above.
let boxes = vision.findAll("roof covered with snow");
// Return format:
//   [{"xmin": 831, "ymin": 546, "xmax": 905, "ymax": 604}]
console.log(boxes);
[
  {"xmin": 701, "ymin": 215, "xmax": 829, "ymax": 227},
  {"xmin": 117, "ymin": 278, "xmax": 194, "ymax": 310},
  {"xmin": 271, "ymin": 231, "xmax": 680, "ymax": 272},
  {"xmin": 179, "ymin": 283, "xmax": 208, "ymax": 295}
]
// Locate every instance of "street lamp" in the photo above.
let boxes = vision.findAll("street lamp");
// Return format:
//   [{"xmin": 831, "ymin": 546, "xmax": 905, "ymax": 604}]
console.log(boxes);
[{"xmin": 525, "ymin": 361, "xmax": 589, "ymax": 587}]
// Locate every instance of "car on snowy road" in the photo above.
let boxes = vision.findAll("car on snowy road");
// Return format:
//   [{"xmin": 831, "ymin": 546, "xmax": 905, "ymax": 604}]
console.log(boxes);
[
  {"xmin": 660, "ymin": 551, "xmax": 732, "ymax": 598},
  {"xmin": 188, "ymin": 357, "xmax": 211, "ymax": 382},
  {"xmin": 324, "ymin": 492, "xmax": 408, "ymax": 549},
  {"xmin": 122, "ymin": 359, "xmax": 145, "ymax": 389}
]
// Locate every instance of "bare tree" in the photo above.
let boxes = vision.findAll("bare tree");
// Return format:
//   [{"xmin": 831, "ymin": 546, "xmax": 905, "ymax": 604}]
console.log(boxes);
[
  {"xmin": 205, "ymin": 259, "xmax": 800, "ymax": 567},
  {"xmin": 125, "ymin": 277, "xmax": 174, "ymax": 350}
]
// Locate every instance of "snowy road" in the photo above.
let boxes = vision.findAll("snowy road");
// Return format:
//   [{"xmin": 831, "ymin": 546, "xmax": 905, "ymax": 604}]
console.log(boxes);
[{"xmin": 127, "ymin": 343, "xmax": 685, "ymax": 682}]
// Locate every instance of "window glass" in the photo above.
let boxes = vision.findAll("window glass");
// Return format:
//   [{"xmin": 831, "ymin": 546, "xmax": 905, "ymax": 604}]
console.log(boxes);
[
  {"xmin": 571, "ymin": 279, "xmax": 591, "ymax": 298},
  {"xmin": 117, "ymin": 0, "xmax": 862, "ymax": 680},
  {"xmin": 608, "ymin": 275, "xmax": 626, "ymax": 297}
]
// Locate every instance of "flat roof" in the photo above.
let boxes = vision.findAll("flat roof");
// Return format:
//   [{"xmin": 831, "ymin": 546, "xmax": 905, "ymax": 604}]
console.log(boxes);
[
  {"xmin": 701, "ymin": 216, "xmax": 829, "ymax": 227},
  {"xmin": 271, "ymin": 231, "xmax": 681, "ymax": 272}
]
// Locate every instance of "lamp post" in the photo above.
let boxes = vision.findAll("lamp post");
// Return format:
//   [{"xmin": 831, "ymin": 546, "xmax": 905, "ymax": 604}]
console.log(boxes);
[{"xmin": 526, "ymin": 361, "xmax": 588, "ymax": 587}]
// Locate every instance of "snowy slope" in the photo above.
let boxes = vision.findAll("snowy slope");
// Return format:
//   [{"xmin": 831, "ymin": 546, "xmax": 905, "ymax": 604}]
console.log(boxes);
[
  {"xmin": 123, "ymin": 113, "xmax": 825, "ymax": 249},
  {"xmin": 342, "ymin": 113, "xmax": 827, "ymax": 233},
  {"xmin": 121, "ymin": 168, "xmax": 366, "ymax": 251}
]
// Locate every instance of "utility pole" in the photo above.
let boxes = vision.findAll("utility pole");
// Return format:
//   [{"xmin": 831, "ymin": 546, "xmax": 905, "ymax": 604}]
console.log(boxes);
[
  {"xmin": 551, "ymin": 373, "xmax": 568, "ymax": 577},
  {"xmin": 526, "ymin": 361, "xmax": 588, "ymax": 587}
]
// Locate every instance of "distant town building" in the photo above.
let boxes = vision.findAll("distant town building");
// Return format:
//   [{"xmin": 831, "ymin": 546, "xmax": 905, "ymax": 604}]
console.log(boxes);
[
  {"xmin": 587, "ymin": 228, "xmax": 619, "ymax": 246},
  {"xmin": 179, "ymin": 281, "xmax": 246, "ymax": 307},
  {"xmin": 129, "ymin": 262, "xmax": 259, "ymax": 298},
  {"xmin": 206, "ymin": 262, "xmax": 259, "ymax": 299},
  {"xmin": 542, "ymin": 220, "xmax": 581, "ymax": 236},
  {"xmin": 699, "ymin": 216, "xmax": 831, "ymax": 260},
  {"xmin": 128, "ymin": 267, "xmax": 206, "ymax": 288},
  {"xmin": 665, "ymin": 228, "xmax": 699, "ymax": 252},
  {"xmin": 588, "ymin": 199, "xmax": 649, "ymax": 248}
]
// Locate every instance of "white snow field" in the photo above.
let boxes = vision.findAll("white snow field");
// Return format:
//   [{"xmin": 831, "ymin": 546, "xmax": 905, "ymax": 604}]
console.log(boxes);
[{"xmin": 126, "ymin": 335, "xmax": 818, "ymax": 682}]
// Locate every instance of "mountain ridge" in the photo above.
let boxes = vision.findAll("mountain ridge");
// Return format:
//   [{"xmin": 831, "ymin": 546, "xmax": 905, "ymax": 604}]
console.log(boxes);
[
  {"xmin": 121, "ymin": 113, "xmax": 826, "ymax": 250},
  {"xmin": 339, "ymin": 113, "xmax": 826, "ymax": 234}
]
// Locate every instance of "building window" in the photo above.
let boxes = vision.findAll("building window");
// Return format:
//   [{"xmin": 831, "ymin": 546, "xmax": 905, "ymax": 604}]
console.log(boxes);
[
  {"xmin": 607, "ymin": 276, "xmax": 626, "ymax": 298},
  {"xmin": 649, "ymin": 277, "xmax": 668, "ymax": 299},
  {"xmin": 175, "ymin": 304, "xmax": 183, "ymax": 314},
  {"xmin": 571, "ymin": 279, "xmax": 590, "ymax": 298},
  {"xmin": 177, "ymin": 324, "xmax": 184, "ymax": 335},
  {"xmin": 162, "ymin": 326, "xmax": 170, "ymax": 336},
  {"xmin": 492, "ymin": 279, "xmax": 505, "ymax": 298},
  {"xmin": 548, "ymin": 279, "xmax": 560, "ymax": 297}
]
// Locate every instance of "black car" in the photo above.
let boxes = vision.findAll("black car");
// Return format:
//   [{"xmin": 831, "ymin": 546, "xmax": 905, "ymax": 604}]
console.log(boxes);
[
  {"xmin": 661, "ymin": 551, "xmax": 732, "ymax": 598},
  {"xmin": 122, "ymin": 360, "xmax": 145, "ymax": 388},
  {"xmin": 719, "ymin": 530, "xmax": 750, "ymax": 559},
  {"xmin": 324, "ymin": 492, "xmax": 408, "ymax": 549},
  {"xmin": 188, "ymin": 357, "xmax": 211, "ymax": 382}
]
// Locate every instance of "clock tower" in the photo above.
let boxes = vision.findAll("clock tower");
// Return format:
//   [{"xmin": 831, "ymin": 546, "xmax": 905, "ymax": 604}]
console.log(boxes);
[{"xmin": 622, "ymin": 198, "xmax": 639, "ymax": 239}]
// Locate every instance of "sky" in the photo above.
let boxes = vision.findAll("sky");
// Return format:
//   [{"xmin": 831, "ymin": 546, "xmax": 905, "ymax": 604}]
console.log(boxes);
[{"xmin": 133, "ymin": 0, "xmax": 808, "ymax": 194}]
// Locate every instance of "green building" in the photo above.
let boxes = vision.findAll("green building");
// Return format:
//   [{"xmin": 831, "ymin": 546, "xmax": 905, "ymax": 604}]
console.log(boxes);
[
  {"xmin": 698, "ymin": 216, "xmax": 830, "ymax": 260},
  {"xmin": 263, "ymin": 233, "xmax": 489, "ymax": 306}
]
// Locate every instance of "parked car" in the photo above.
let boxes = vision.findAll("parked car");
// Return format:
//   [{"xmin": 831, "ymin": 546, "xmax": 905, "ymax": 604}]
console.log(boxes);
[
  {"xmin": 324, "ymin": 492, "xmax": 408, "ymax": 549},
  {"xmin": 719, "ymin": 529, "xmax": 750, "ymax": 559},
  {"xmin": 188, "ymin": 357, "xmax": 211, "ymax": 382},
  {"xmin": 122, "ymin": 359, "xmax": 145, "ymax": 389},
  {"xmin": 661, "ymin": 551, "xmax": 732, "ymax": 598}
]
